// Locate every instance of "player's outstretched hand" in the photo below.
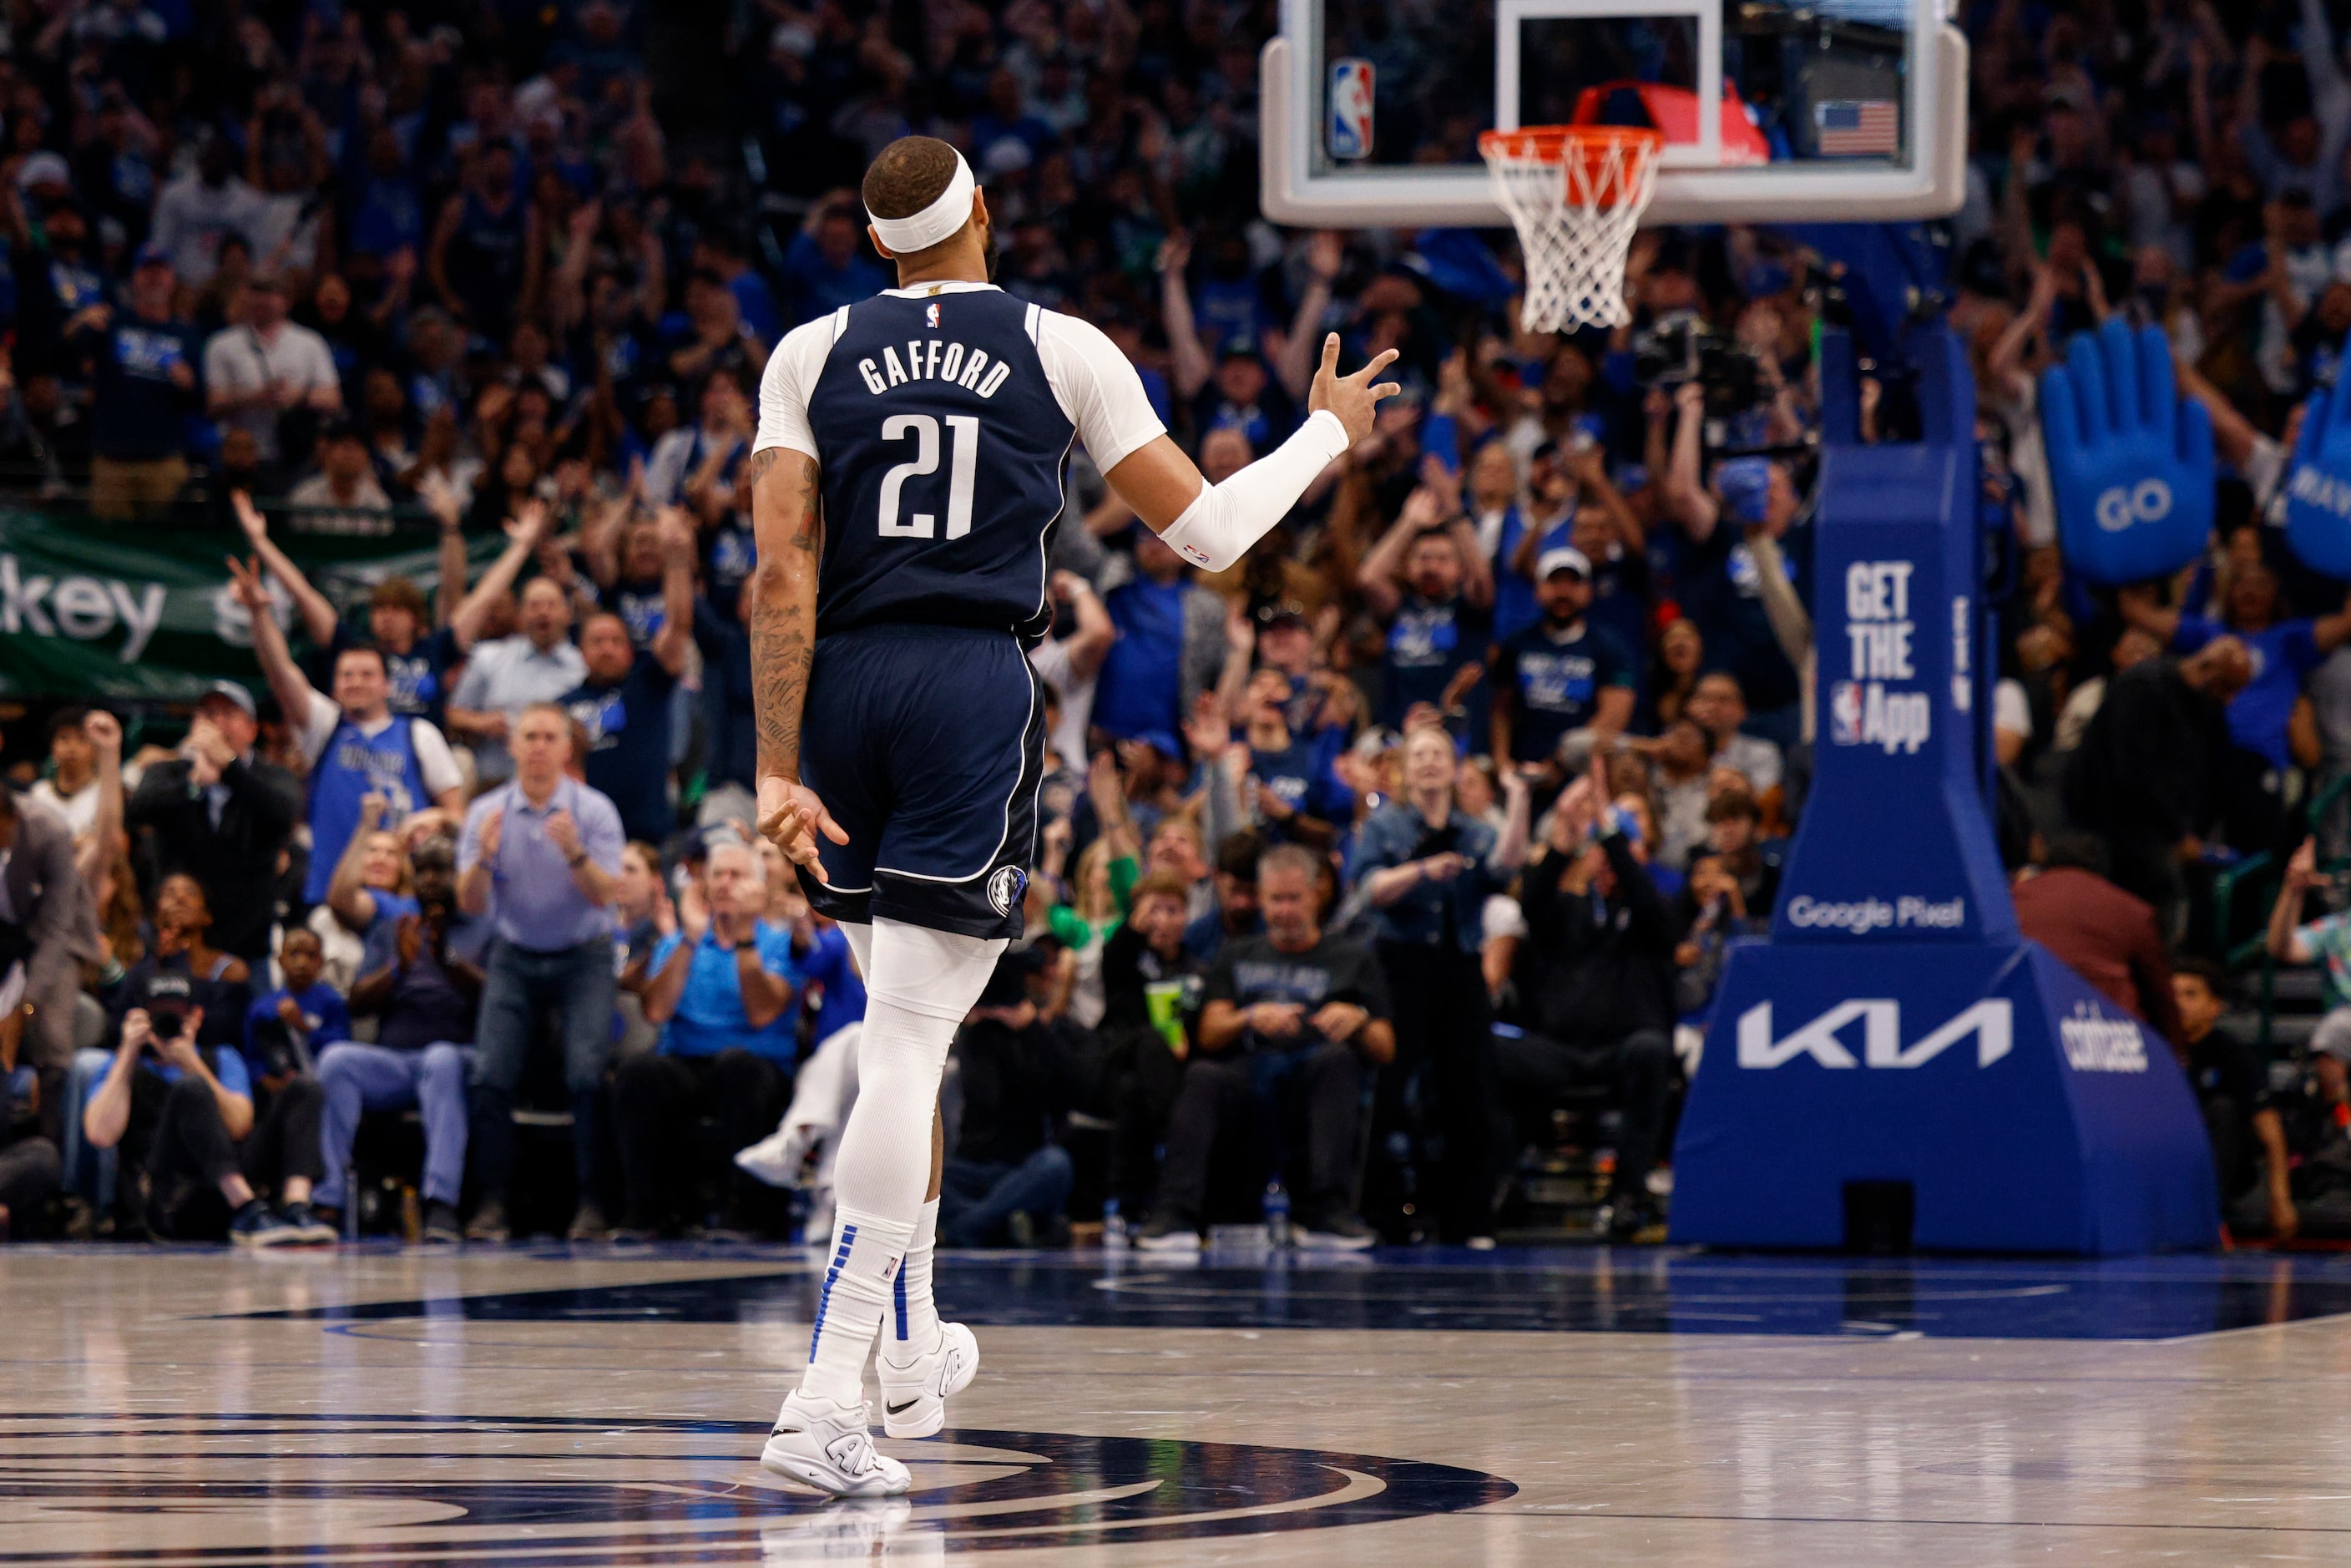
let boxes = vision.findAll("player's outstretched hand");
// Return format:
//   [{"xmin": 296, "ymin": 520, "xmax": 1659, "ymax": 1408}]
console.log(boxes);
[
  {"xmin": 1308, "ymin": 334, "xmax": 1402, "ymax": 446},
  {"xmin": 757, "ymin": 775, "xmax": 849, "ymax": 884}
]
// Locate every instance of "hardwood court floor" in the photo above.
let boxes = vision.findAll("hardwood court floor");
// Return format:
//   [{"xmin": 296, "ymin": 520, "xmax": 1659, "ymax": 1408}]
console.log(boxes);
[{"xmin": 7, "ymin": 1243, "xmax": 2351, "ymax": 1565}]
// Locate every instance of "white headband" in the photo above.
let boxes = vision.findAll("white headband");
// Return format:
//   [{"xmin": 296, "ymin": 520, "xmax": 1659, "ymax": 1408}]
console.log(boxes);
[{"xmin": 867, "ymin": 151, "xmax": 978, "ymax": 255}]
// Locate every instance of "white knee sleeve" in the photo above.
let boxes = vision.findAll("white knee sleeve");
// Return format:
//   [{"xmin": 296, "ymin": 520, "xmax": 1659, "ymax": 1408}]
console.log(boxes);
[
  {"xmin": 829, "ymin": 918, "xmax": 1007, "ymax": 1224},
  {"xmin": 838, "ymin": 920, "xmax": 872, "ymax": 982}
]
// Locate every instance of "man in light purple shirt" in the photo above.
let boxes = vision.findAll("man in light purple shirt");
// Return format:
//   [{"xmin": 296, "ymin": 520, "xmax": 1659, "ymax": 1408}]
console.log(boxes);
[{"xmin": 456, "ymin": 702, "xmax": 624, "ymax": 1241}]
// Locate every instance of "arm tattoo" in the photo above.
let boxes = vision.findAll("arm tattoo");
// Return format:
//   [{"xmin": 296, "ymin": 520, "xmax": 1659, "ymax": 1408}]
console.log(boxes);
[
  {"xmin": 749, "ymin": 453, "xmax": 822, "ymax": 782},
  {"xmin": 742, "ymin": 446, "xmax": 781, "ymax": 490}
]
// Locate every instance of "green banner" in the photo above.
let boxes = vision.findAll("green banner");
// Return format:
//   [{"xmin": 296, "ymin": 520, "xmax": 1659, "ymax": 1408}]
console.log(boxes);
[{"xmin": 0, "ymin": 510, "xmax": 505, "ymax": 701}]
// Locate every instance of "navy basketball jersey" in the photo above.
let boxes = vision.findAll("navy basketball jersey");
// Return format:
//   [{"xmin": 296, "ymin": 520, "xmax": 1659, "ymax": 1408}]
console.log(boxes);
[{"xmin": 803, "ymin": 289, "xmax": 1075, "ymax": 640}]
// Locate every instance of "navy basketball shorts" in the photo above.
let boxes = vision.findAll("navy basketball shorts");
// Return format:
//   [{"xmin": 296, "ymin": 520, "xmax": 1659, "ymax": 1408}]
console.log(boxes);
[{"xmin": 796, "ymin": 623, "xmax": 1044, "ymax": 942}]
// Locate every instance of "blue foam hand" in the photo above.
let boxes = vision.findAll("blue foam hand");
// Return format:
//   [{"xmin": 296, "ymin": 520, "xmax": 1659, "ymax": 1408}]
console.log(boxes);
[
  {"xmin": 2040, "ymin": 320, "xmax": 2213, "ymax": 585},
  {"xmin": 2283, "ymin": 376, "xmax": 2351, "ymax": 579}
]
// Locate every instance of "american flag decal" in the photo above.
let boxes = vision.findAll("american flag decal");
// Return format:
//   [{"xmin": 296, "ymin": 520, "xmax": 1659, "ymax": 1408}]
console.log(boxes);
[{"xmin": 1816, "ymin": 99, "xmax": 1899, "ymax": 156}]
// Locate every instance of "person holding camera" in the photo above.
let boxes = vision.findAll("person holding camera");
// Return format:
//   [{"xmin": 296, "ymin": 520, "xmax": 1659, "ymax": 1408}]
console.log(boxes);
[{"xmin": 81, "ymin": 874, "xmax": 320, "ymax": 1243}]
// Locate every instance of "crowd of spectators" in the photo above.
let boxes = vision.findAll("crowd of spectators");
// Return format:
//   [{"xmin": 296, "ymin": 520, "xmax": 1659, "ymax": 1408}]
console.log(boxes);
[{"xmin": 8, "ymin": 0, "xmax": 2351, "ymax": 1248}]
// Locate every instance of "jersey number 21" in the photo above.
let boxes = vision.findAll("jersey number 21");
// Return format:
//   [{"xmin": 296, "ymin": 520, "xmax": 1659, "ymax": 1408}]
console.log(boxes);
[{"xmin": 877, "ymin": 413, "xmax": 979, "ymax": 539}]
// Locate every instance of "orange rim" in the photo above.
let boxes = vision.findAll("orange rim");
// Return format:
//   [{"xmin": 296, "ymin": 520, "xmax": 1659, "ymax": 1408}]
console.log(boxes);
[{"xmin": 1479, "ymin": 124, "xmax": 1661, "ymax": 208}]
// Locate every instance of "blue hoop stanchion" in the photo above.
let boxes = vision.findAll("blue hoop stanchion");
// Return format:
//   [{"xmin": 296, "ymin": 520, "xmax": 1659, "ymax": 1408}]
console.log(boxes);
[{"xmin": 1668, "ymin": 326, "xmax": 2220, "ymax": 1255}]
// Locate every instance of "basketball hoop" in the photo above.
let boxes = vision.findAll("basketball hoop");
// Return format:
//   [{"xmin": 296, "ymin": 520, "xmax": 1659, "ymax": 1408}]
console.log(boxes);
[{"xmin": 1479, "ymin": 126, "xmax": 1661, "ymax": 334}]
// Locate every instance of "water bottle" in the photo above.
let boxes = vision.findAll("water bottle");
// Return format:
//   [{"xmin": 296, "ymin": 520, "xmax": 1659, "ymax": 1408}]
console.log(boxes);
[
  {"xmin": 1263, "ymin": 1181, "xmax": 1291, "ymax": 1249},
  {"xmin": 1102, "ymin": 1196, "xmax": 1127, "ymax": 1249}
]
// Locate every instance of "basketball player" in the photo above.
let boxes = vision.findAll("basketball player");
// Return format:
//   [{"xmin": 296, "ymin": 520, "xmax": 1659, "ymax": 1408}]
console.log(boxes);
[{"xmin": 745, "ymin": 135, "xmax": 1397, "ymax": 1495}]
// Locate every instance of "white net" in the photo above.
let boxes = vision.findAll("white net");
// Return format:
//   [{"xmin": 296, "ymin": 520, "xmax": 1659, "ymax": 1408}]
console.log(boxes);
[{"xmin": 1480, "ymin": 128, "xmax": 1661, "ymax": 334}]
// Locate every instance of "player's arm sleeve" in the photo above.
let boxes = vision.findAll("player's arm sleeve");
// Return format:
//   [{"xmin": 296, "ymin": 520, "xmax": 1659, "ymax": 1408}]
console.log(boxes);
[
  {"xmin": 1149, "ymin": 407, "xmax": 1351, "ymax": 574},
  {"xmin": 1043, "ymin": 307, "xmax": 1349, "ymax": 573},
  {"xmin": 752, "ymin": 317, "xmax": 837, "ymax": 460}
]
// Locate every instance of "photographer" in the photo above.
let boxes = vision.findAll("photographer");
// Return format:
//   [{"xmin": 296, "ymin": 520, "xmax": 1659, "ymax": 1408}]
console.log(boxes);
[
  {"xmin": 81, "ymin": 876, "xmax": 303, "ymax": 1243},
  {"xmin": 317, "ymin": 840, "xmax": 485, "ymax": 1245}
]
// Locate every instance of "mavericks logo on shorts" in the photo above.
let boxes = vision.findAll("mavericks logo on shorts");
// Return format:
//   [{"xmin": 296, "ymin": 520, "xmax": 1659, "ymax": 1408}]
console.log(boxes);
[{"xmin": 987, "ymin": 864, "xmax": 1029, "ymax": 915}]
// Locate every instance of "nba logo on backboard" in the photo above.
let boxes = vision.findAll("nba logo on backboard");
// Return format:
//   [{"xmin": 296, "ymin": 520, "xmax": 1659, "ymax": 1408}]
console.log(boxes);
[
  {"xmin": 1328, "ymin": 59, "xmax": 1373, "ymax": 160},
  {"xmin": 1829, "ymin": 680, "xmax": 1863, "ymax": 746}
]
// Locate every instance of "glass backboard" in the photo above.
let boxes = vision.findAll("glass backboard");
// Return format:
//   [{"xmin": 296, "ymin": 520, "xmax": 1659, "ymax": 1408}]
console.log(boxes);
[{"xmin": 1263, "ymin": 0, "xmax": 1965, "ymax": 225}]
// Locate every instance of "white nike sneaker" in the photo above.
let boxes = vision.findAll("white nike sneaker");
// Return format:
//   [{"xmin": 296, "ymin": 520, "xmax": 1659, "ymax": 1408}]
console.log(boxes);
[
  {"xmin": 735, "ymin": 1122, "xmax": 814, "ymax": 1188},
  {"xmin": 876, "ymin": 1321, "xmax": 978, "ymax": 1439},
  {"xmin": 761, "ymin": 1391, "xmax": 911, "ymax": 1496}
]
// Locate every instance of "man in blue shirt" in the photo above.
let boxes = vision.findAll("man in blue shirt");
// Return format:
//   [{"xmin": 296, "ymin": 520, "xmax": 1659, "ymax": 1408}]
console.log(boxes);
[
  {"xmin": 457, "ymin": 704, "xmax": 626, "ymax": 1242},
  {"xmin": 1363, "ymin": 517, "xmax": 1494, "ymax": 746},
  {"xmin": 613, "ymin": 839, "xmax": 799, "ymax": 1239},
  {"xmin": 792, "ymin": 916, "xmax": 868, "ymax": 1049},
  {"xmin": 780, "ymin": 198, "xmax": 887, "ymax": 326},
  {"xmin": 73, "ymin": 242, "xmax": 199, "ymax": 519},
  {"xmin": 1237, "ymin": 666, "xmax": 1350, "ymax": 849},
  {"xmin": 1094, "ymin": 533, "xmax": 1224, "ymax": 745},
  {"xmin": 1490, "ymin": 548, "xmax": 1637, "ymax": 787},
  {"xmin": 564, "ymin": 516, "xmax": 691, "ymax": 842},
  {"xmin": 232, "ymin": 556, "xmax": 468, "ymax": 905},
  {"xmin": 1662, "ymin": 443, "xmax": 1805, "ymax": 729}
]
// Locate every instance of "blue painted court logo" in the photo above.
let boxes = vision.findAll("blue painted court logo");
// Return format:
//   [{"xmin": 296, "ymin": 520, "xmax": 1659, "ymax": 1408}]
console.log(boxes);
[{"xmin": 0, "ymin": 1413, "xmax": 1514, "ymax": 1561}]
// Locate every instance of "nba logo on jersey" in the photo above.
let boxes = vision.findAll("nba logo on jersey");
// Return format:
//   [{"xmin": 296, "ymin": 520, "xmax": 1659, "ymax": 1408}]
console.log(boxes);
[
  {"xmin": 926, "ymin": 301, "xmax": 940, "ymax": 329},
  {"xmin": 1828, "ymin": 680, "xmax": 1864, "ymax": 746},
  {"xmin": 1328, "ymin": 59, "xmax": 1373, "ymax": 160}
]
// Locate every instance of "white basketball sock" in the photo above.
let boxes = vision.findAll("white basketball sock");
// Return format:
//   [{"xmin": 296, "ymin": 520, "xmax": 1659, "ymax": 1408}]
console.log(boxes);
[
  {"xmin": 807, "ymin": 918, "xmax": 1002, "ymax": 1396},
  {"xmin": 888, "ymin": 1197, "xmax": 943, "ymax": 1356},
  {"xmin": 799, "ymin": 1205, "xmax": 913, "ymax": 1405}
]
